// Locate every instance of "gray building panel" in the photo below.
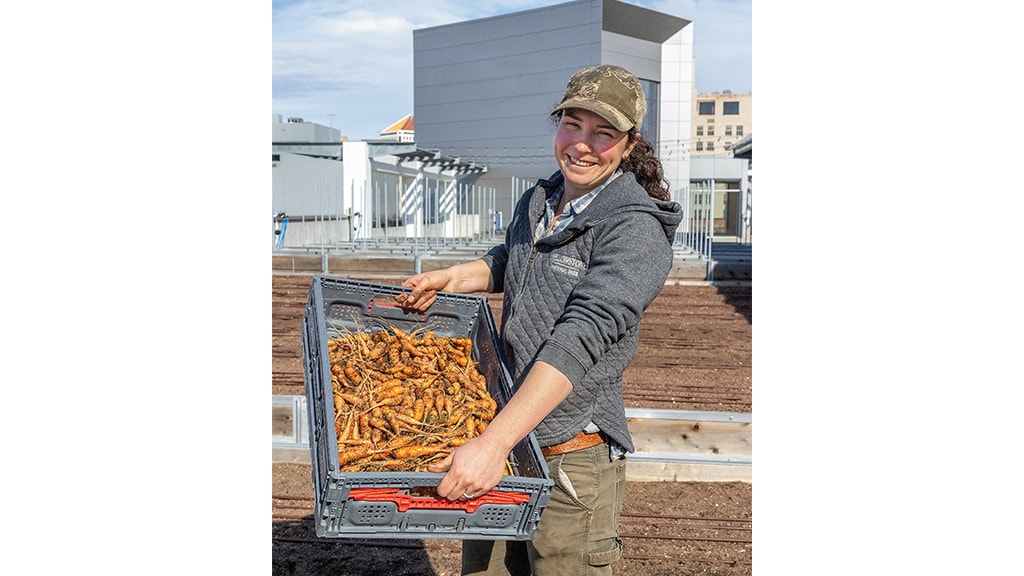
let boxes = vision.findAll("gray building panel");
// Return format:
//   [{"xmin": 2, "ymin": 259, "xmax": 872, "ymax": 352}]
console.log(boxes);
[
  {"xmin": 414, "ymin": 68, "xmax": 580, "ymax": 123},
  {"xmin": 602, "ymin": 0, "xmax": 689, "ymax": 42},
  {"xmin": 413, "ymin": 0, "xmax": 691, "ymax": 206},
  {"xmin": 414, "ymin": 1, "xmax": 606, "ymax": 195},
  {"xmin": 601, "ymin": 31, "xmax": 662, "ymax": 80},
  {"xmin": 417, "ymin": 94, "xmax": 561, "ymax": 137},
  {"xmin": 425, "ymin": 133, "xmax": 557, "ymax": 166},
  {"xmin": 414, "ymin": 0, "xmax": 601, "ymax": 49},
  {"xmin": 414, "ymin": 7, "xmax": 603, "ymax": 155},
  {"xmin": 415, "ymin": 23, "xmax": 600, "ymax": 65}
]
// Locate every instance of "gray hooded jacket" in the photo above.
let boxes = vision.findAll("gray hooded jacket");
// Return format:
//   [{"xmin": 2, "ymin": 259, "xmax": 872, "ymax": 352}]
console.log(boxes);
[{"xmin": 481, "ymin": 170, "xmax": 682, "ymax": 452}]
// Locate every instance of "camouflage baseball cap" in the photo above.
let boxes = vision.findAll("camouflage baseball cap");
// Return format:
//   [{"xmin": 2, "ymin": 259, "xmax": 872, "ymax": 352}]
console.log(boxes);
[{"xmin": 552, "ymin": 64, "xmax": 646, "ymax": 132}]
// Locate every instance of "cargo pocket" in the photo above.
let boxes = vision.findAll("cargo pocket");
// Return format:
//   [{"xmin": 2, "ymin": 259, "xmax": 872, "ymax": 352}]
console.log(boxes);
[{"xmin": 588, "ymin": 537, "xmax": 623, "ymax": 567}]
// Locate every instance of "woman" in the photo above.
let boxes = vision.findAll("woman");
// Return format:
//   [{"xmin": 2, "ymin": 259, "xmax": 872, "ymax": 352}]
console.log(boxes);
[{"xmin": 401, "ymin": 64, "xmax": 682, "ymax": 575}]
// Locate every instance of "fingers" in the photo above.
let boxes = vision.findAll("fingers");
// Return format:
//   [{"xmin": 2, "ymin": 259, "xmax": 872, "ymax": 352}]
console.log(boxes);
[
  {"xmin": 405, "ymin": 288, "xmax": 436, "ymax": 310},
  {"xmin": 430, "ymin": 454, "xmax": 465, "ymax": 500},
  {"xmin": 433, "ymin": 463, "xmax": 500, "ymax": 501},
  {"xmin": 432, "ymin": 455, "xmax": 482, "ymax": 501},
  {"xmin": 400, "ymin": 277, "xmax": 438, "ymax": 311},
  {"xmin": 416, "ymin": 292, "xmax": 437, "ymax": 310},
  {"xmin": 429, "ymin": 428, "xmax": 506, "ymax": 501},
  {"xmin": 442, "ymin": 486, "xmax": 485, "ymax": 501},
  {"xmin": 427, "ymin": 452, "xmax": 453, "ymax": 474}
]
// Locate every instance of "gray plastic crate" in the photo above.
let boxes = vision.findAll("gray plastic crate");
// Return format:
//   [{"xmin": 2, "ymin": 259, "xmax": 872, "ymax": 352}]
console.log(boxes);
[{"xmin": 302, "ymin": 275, "xmax": 553, "ymax": 540}]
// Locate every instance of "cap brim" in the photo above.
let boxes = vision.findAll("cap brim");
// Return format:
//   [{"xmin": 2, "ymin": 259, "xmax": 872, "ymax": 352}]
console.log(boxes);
[{"xmin": 553, "ymin": 98, "xmax": 634, "ymax": 132}]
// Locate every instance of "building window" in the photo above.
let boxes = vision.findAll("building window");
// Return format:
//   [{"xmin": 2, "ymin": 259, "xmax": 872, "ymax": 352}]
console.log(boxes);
[
  {"xmin": 698, "ymin": 101, "xmax": 715, "ymax": 115},
  {"xmin": 639, "ymin": 78, "xmax": 660, "ymax": 147},
  {"xmin": 707, "ymin": 125, "xmax": 714, "ymax": 137},
  {"xmin": 723, "ymin": 101, "xmax": 740, "ymax": 115},
  {"xmin": 696, "ymin": 126, "xmax": 703, "ymax": 136},
  {"xmin": 736, "ymin": 125, "xmax": 744, "ymax": 137},
  {"xmin": 725, "ymin": 125, "xmax": 733, "ymax": 136},
  {"xmin": 707, "ymin": 142, "xmax": 715, "ymax": 151},
  {"xmin": 696, "ymin": 141, "xmax": 703, "ymax": 151}
]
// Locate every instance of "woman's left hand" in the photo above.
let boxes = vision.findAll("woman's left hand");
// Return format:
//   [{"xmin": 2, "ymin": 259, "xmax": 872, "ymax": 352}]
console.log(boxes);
[{"xmin": 428, "ymin": 435, "xmax": 508, "ymax": 500}]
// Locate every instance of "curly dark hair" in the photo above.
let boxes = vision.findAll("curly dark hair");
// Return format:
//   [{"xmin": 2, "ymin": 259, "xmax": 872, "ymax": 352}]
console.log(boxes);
[{"xmin": 621, "ymin": 131, "xmax": 670, "ymax": 201}]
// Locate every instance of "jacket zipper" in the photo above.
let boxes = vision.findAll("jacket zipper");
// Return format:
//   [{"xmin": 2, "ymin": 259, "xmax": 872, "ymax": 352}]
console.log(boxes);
[
  {"xmin": 504, "ymin": 180, "xmax": 560, "ymax": 337},
  {"xmin": 504, "ymin": 240, "xmax": 539, "ymax": 335}
]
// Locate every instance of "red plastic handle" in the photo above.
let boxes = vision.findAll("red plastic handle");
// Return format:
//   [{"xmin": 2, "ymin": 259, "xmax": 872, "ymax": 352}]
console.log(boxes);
[
  {"xmin": 349, "ymin": 488, "xmax": 531, "ymax": 513},
  {"xmin": 367, "ymin": 298, "xmax": 426, "ymax": 319}
]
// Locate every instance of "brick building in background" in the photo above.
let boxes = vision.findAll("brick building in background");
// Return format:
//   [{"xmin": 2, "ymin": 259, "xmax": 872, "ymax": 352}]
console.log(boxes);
[{"xmin": 691, "ymin": 91, "xmax": 752, "ymax": 157}]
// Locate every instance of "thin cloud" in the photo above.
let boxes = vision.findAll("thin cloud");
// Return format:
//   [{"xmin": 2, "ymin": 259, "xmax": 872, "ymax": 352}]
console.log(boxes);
[{"xmin": 272, "ymin": 0, "xmax": 751, "ymax": 139}]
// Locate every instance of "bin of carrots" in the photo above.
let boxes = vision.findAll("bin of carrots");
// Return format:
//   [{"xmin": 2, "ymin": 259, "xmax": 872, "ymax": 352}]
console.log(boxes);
[
  {"xmin": 328, "ymin": 325, "xmax": 502, "ymax": 473},
  {"xmin": 302, "ymin": 275, "xmax": 553, "ymax": 540}
]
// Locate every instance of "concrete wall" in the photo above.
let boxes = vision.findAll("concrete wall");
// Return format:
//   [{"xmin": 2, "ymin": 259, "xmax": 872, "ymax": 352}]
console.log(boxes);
[
  {"xmin": 342, "ymin": 141, "xmax": 370, "ymax": 239},
  {"xmin": 272, "ymin": 114, "xmax": 342, "ymax": 143},
  {"xmin": 690, "ymin": 156, "xmax": 749, "ymax": 182},
  {"xmin": 271, "ymin": 151, "xmax": 345, "ymax": 219},
  {"xmin": 659, "ymin": 27, "xmax": 693, "ymax": 198},
  {"xmin": 277, "ymin": 217, "xmax": 355, "ymax": 248}
]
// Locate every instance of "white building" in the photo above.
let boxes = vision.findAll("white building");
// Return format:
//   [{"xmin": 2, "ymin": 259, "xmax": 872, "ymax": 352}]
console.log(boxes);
[{"xmin": 272, "ymin": 115, "xmax": 496, "ymax": 248}]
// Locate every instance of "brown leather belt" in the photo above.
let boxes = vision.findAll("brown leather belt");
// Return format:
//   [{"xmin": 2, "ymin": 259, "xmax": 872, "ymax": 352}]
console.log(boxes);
[{"xmin": 541, "ymin": 431, "xmax": 606, "ymax": 458}]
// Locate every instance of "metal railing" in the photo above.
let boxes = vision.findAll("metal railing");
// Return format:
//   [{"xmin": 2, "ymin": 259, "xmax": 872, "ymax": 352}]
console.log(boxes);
[
  {"xmin": 675, "ymin": 179, "xmax": 714, "ymax": 261},
  {"xmin": 274, "ymin": 175, "xmax": 740, "ymax": 277}
]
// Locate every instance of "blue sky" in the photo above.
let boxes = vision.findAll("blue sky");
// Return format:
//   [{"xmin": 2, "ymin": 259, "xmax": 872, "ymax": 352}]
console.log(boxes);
[{"xmin": 272, "ymin": 0, "xmax": 752, "ymax": 140}]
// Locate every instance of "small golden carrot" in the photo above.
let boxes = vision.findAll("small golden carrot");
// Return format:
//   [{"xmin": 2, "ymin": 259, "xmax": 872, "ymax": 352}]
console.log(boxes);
[
  {"xmin": 337, "ymin": 446, "xmax": 374, "ymax": 466},
  {"xmin": 392, "ymin": 445, "xmax": 446, "ymax": 460}
]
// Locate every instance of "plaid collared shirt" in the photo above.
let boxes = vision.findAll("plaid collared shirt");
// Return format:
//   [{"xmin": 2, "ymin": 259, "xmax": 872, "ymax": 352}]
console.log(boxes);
[{"xmin": 536, "ymin": 170, "xmax": 623, "ymax": 240}]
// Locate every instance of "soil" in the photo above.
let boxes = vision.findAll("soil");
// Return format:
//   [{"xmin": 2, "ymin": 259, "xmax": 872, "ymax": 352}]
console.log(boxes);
[{"xmin": 272, "ymin": 273, "xmax": 752, "ymax": 575}]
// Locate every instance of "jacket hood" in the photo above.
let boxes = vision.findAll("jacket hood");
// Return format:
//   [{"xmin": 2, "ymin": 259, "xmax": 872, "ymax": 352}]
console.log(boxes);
[{"xmin": 536, "ymin": 170, "xmax": 683, "ymax": 242}]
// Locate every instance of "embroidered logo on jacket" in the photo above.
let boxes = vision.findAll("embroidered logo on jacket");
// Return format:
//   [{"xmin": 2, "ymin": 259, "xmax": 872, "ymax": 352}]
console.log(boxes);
[{"xmin": 550, "ymin": 254, "xmax": 586, "ymax": 279}]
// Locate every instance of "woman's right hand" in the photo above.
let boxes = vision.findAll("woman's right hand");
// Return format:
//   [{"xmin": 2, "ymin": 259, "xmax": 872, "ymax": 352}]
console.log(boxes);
[
  {"xmin": 400, "ymin": 260, "xmax": 494, "ymax": 311},
  {"xmin": 400, "ymin": 270, "xmax": 453, "ymax": 311}
]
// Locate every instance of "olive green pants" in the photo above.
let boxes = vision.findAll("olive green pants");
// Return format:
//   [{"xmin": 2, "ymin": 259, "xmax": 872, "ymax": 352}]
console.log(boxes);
[{"xmin": 462, "ymin": 442, "xmax": 626, "ymax": 576}]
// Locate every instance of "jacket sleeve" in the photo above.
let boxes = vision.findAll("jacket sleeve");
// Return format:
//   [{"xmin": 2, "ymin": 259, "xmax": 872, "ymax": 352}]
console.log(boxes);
[
  {"xmin": 480, "ymin": 243, "xmax": 507, "ymax": 293},
  {"xmin": 481, "ymin": 183, "xmax": 538, "ymax": 294}
]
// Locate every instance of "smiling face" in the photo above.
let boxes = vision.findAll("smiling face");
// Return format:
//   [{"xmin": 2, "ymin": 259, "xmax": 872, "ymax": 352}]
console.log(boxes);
[{"xmin": 554, "ymin": 108, "xmax": 638, "ymax": 199}]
